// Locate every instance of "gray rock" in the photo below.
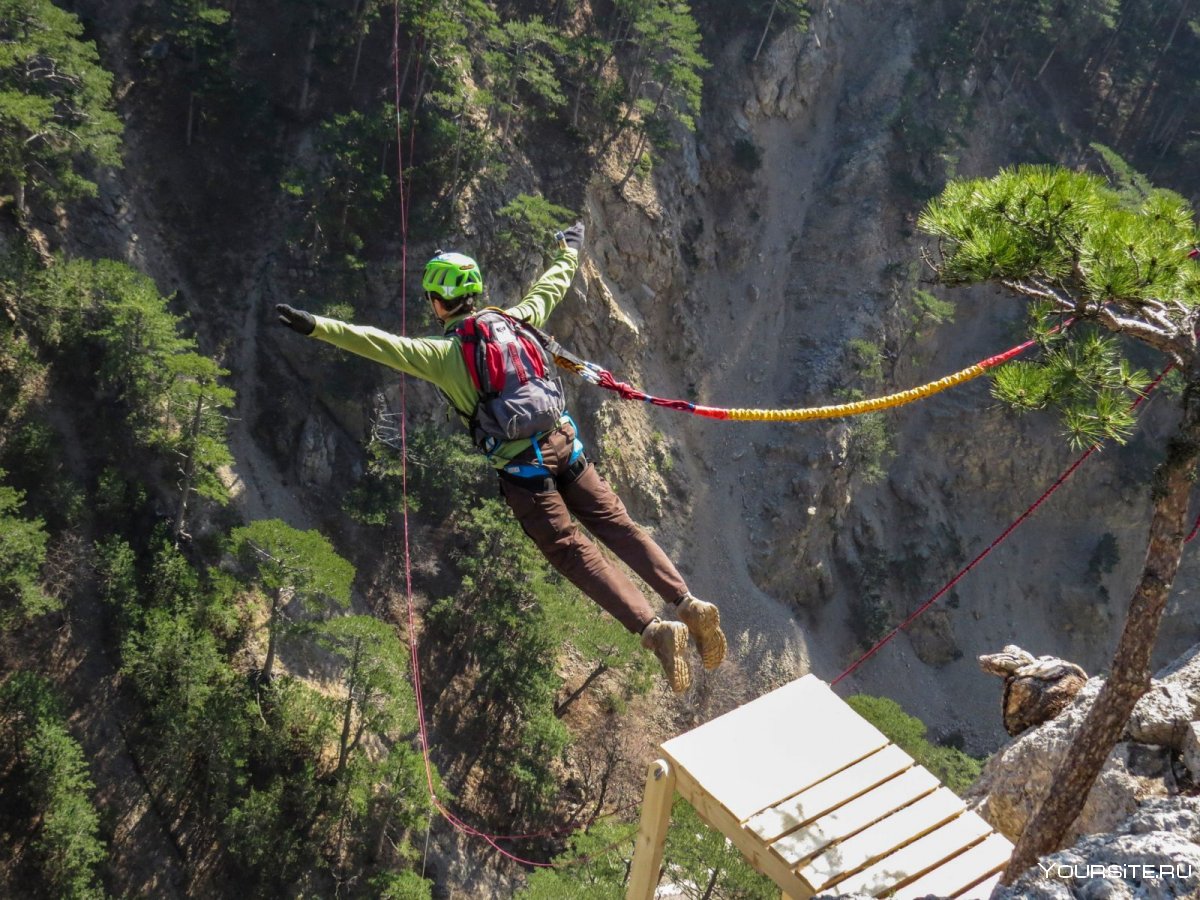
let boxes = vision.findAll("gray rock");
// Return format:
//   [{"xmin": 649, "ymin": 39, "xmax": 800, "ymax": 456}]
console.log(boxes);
[
  {"xmin": 1182, "ymin": 723, "xmax": 1200, "ymax": 784},
  {"xmin": 1157, "ymin": 641, "xmax": 1200, "ymax": 717},
  {"xmin": 1127, "ymin": 682, "xmax": 1196, "ymax": 751},
  {"xmin": 298, "ymin": 415, "xmax": 336, "ymax": 487},
  {"xmin": 995, "ymin": 800, "xmax": 1200, "ymax": 900},
  {"xmin": 966, "ymin": 680, "xmax": 1171, "ymax": 843}
]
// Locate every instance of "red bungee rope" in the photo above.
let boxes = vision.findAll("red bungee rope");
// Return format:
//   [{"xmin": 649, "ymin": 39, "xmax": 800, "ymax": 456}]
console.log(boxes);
[{"xmin": 832, "ymin": 363, "xmax": 1177, "ymax": 687}]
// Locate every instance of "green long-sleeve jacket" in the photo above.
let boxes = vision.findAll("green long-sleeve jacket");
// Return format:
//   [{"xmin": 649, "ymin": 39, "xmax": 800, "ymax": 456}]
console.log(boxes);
[{"xmin": 309, "ymin": 248, "xmax": 579, "ymax": 467}]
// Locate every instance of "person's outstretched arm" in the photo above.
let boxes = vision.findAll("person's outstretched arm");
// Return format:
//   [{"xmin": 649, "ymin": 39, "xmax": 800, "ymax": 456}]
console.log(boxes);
[{"xmin": 276, "ymin": 305, "xmax": 457, "ymax": 383}]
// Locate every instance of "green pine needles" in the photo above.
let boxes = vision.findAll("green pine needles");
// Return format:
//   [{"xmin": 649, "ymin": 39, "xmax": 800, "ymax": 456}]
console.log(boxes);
[{"xmin": 920, "ymin": 163, "xmax": 1200, "ymax": 445}]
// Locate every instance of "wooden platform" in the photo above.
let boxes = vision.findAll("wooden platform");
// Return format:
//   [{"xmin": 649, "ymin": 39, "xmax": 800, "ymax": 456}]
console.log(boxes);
[{"xmin": 627, "ymin": 674, "xmax": 1011, "ymax": 899}]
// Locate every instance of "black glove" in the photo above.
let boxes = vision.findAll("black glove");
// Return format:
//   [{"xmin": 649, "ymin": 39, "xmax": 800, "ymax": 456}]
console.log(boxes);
[
  {"xmin": 276, "ymin": 304, "xmax": 315, "ymax": 335},
  {"xmin": 562, "ymin": 221, "xmax": 585, "ymax": 254}
]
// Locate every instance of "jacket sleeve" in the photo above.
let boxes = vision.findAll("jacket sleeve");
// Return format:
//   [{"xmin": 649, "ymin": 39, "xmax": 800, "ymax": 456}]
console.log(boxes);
[
  {"xmin": 309, "ymin": 317, "xmax": 457, "ymax": 386},
  {"xmin": 504, "ymin": 249, "xmax": 579, "ymax": 329}
]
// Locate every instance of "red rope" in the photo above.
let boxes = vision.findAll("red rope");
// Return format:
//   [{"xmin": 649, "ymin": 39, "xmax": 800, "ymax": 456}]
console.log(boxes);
[
  {"xmin": 388, "ymin": 3, "xmax": 621, "ymax": 870},
  {"xmin": 832, "ymin": 363, "xmax": 1173, "ymax": 687}
]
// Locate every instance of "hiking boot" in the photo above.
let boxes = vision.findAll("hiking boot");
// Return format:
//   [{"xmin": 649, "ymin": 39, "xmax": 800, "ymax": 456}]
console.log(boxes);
[
  {"xmin": 641, "ymin": 619, "xmax": 692, "ymax": 693},
  {"xmin": 677, "ymin": 594, "xmax": 727, "ymax": 671}
]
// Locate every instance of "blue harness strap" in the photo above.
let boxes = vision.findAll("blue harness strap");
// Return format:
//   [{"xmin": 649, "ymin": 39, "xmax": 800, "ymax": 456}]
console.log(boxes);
[{"xmin": 498, "ymin": 415, "xmax": 587, "ymax": 489}]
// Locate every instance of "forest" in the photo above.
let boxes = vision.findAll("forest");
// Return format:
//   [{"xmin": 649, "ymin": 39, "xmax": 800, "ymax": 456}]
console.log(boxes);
[{"xmin": 2, "ymin": 0, "xmax": 1200, "ymax": 897}]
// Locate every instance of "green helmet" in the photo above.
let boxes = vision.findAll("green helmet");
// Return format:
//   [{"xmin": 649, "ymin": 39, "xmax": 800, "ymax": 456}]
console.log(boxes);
[{"xmin": 422, "ymin": 251, "xmax": 483, "ymax": 301}]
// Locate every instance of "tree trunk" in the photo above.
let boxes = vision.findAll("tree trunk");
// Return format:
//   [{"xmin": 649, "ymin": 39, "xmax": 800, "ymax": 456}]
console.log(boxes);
[
  {"xmin": 1002, "ymin": 379, "xmax": 1200, "ymax": 881},
  {"xmin": 753, "ymin": 0, "xmax": 780, "ymax": 62},
  {"xmin": 334, "ymin": 640, "xmax": 362, "ymax": 781},
  {"xmin": 172, "ymin": 394, "xmax": 205, "ymax": 547},
  {"xmin": 299, "ymin": 25, "xmax": 318, "ymax": 115},
  {"xmin": 348, "ymin": 0, "xmax": 365, "ymax": 92},
  {"xmin": 263, "ymin": 588, "xmax": 283, "ymax": 682}
]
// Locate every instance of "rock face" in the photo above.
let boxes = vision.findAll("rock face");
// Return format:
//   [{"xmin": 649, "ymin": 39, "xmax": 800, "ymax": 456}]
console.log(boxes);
[
  {"xmin": 994, "ymin": 798, "xmax": 1200, "ymax": 900},
  {"xmin": 966, "ymin": 678, "xmax": 1172, "ymax": 844},
  {"xmin": 979, "ymin": 645, "xmax": 1089, "ymax": 736},
  {"xmin": 970, "ymin": 641, "xmax": 1200, "ymax": 887}
]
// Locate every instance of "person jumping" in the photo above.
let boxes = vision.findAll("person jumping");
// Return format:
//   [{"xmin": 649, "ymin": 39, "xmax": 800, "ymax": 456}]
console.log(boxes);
[{"xmin": 274, "ymin": 222, "xmax": 726, "ymax": 692}]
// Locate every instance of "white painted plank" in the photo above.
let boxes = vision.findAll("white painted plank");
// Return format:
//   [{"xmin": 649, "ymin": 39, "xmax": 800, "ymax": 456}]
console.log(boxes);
[
  {"xmin": 770, "ymin": 767, "xmax": 940, "ymax": 867},
  {"xmin": 663, "ymin": 675, "xmax": 889, "ymax": 821},
  {"xmin": 799, "ymin": 789, "xmax": 966, "ymax": 891},
  {"xmin": 834, "ymin": 812, "xmax": 994, "ymax": 896},
  {"xmin": 890, "ymin": 834, "xmax": 1012, "ymax": 900},
  {"xmin": 747, "ymin": 745, "xmax": 915, "ymax": 843}
]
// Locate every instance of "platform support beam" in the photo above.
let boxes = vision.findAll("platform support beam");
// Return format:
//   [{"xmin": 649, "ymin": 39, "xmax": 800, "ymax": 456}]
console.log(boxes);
[{"xmin": 626, "ymin": 759, "xmax": 675, "ymax": 900}]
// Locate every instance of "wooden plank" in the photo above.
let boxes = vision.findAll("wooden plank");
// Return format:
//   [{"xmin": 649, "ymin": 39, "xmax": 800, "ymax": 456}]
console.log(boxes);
[
  {"xmin": 747, "ymin": 745, "xmax": 916, "ymax": 843},
  {"xmin": 769, "ymin": 767, "xmax": 941, "ymax": 867},
  {"xmin": 669, "ymin": 758, "xmax": 814, "ymax": 899},
  {"xmin": 956, "ymin": 872, "xmax": 1002, "ymax": 899},
  {"xmin": 663, "ymin": 675, "xmax": 889, "ymax": 821},
  {"xmin": 890, "ymin": 834, "xmax": 1012, "ymax": 900},
  {"xmin": 834, "ymin": 812, "xmax": 995, "ymax": 896},
  {"xmin": 626, "ymin": 759, "xmax": 676, "ymax": 900},
  {"xmin": 799, "ymin": 788, "xmax": 967, "ymax": 891}
]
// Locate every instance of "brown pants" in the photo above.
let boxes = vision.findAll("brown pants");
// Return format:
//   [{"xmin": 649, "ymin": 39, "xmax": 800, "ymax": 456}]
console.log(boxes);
[{"xmin": 498, "ymin": 424, "xmax": 688, "ymax": 634}]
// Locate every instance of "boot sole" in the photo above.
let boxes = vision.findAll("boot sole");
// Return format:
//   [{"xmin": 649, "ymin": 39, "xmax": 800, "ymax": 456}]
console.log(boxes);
[
  {"xmin": 689, "ymin": 605, "xmax": 727, "ymax": 671},
  {"xmin": 666, "ymin": 624, "xmax": 692, "ymax": 693}
]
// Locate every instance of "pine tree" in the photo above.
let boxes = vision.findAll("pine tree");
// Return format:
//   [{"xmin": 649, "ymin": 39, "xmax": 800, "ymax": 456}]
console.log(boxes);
[
  {"xmin": 231, "ymin": 519, "xmax": 355, "ymax": 682},
  {"xmin": 918, "ymin": 162, "xmax": 1200, "ymax": 878},
  {"xmin": 0, "ymin": 0, "xmax": 122, "ymax": 211},
  {"xmin": 0, "ymin": 469, "xmax": 55, "ymax": 627}
]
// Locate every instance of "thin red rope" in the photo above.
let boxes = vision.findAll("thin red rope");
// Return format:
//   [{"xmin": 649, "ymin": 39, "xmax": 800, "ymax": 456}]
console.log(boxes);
[
  {"xmin": 388, "ymin": 3, "xmax": 612, "ymax": 869},
  {"xmin": 832, "ymin": 364, "xmax": 1173, "ymax": 687}
]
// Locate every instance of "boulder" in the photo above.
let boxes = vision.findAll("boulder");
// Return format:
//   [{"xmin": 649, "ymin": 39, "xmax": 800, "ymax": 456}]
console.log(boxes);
[
  {"xmin": 966, "ymin": 680, "xmax": 1171, "ymax": 843},
  {"xmin": 1182, "ymin": 723, "xmax": 1200, "ymax": 784},
  {"xmin": 978, "ymin": 645, "xmax": 1088, "ymax": 736},
  {"xmin": 995, "ymin": 797, "xmax": 1200, "ymax": 900},
  {"xmin": 1126, "ymin": 681, "xmax": 1195, "ymax": 751}
]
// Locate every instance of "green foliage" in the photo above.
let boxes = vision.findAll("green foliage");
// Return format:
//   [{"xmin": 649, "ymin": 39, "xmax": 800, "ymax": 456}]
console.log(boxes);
[
  {"xmin": 991, "ymin": 330, "xmax": 1148, "ymax": 447},
  {"xmin": 920, "ymin": 164, "xmax": 1198, "ymax": 445},
  {"xmin": 495, "ymin": 193, "xmax": 578, "ymax": 265},
  {"xmin": 847, "ymin": 694, "xmax": 983, "ymax": 795},
  {"xmin": 0, "ymin": 470, "xmax": 55, "ymax": 627},
  {"xmin": 231, "ymin": 519, "xmax": 354, "ymax": 604},
  {"xmin": 316, "ymin": 614, "xmax": 415, "ymax": 777},
  {"xmin": 370, "ymin": 869, "xmax": 434, "ymax": 900},
  {"xmin": 481, "ymin": 18, "xmax": 567, "ymax": 138},
  {"xmin": 224, "ymin": 777, "xmax": 321, "ymax": 893},
  {"xmin": 231, "ymin": 518, "xmax": 354, "ymax": 681},
  {"xmin": 847, "ymin": 338, "xmax": 884, "ymax": 384},
  {"xmin": 427, "ymin": 499, "xmax": 569, "ymax": 814},
  {"xmin": 517, "ymin": 818, "xmax": 639, "ymax": 898},
  {"xmin": 345, "ymin": 433, "xmax": 412, "ymax": 525},
  {"xmin": 284, "ymin": 106, "xmax": 397, "ymax": 271},
  {"xmin": 663, "ymin": 799, "xmax": 779, "ymax": 898},
  {"xmin": 0, "ymin": 0, "xmax": 123, "ymax": 207},
  {"xmin": 0, "ymin": 674, "xmax": 106, "ymax": 900}
]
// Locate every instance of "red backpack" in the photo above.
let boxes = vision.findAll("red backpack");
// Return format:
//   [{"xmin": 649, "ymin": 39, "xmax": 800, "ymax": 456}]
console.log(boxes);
[{"xmin": 452, "ymin": 308, "xmax": 566, "ymax": 453}]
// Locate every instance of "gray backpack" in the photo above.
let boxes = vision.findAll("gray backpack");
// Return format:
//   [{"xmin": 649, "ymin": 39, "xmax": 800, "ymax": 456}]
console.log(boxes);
[{"xmin": 452, "ymin": 308, "xmax": 565, "ymax": 453}]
